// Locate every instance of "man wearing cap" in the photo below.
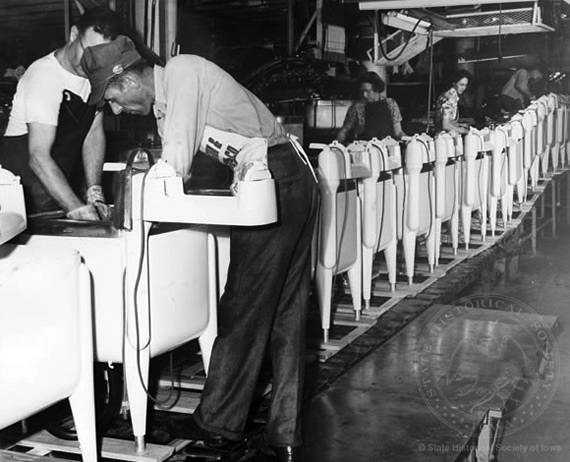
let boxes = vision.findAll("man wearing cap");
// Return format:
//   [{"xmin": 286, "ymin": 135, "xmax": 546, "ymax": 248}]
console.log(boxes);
[
  {"xmin": 0, "ymin": 7, "xmax": 118, "ymax": 219},
  {"xmin": 82, "ymin": 36, "xmax": 318, "ymax": 462}
]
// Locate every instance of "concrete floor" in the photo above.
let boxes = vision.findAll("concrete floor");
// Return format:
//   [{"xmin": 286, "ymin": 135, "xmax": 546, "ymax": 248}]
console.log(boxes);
[{"xmin": 299, "ymin": 225, "xmax": 570, "ymax": 462}]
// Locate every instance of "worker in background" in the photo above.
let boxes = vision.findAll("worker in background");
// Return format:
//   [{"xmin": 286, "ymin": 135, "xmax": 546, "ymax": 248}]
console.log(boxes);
[
  {"xmin": 0, "ymin": 7, "xmax": 118, "ymax": 220},
  {"xmin": 434, "ymin": 69, "xmax": 471, "ymax": 135},
  {"xmin": 81, "ymin": 36, "xmax": 318, "ymax": 462},
  {"xmin": 497, "ymin": 66, "xmax": 544, "ymax": 113},
  {"xmin": 336, "ymin": 71, "xmax": 406, "ymax": 143}
]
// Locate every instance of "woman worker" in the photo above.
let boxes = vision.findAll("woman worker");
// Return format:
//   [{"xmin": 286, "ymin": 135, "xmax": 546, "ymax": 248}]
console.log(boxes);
[
  {"xmin": 336, "ymin": 71, "xmax": 406, "ymax": 143},
  {"xmin": 434, "ymin": 69, "xmax": 471, "ymax": 135}
]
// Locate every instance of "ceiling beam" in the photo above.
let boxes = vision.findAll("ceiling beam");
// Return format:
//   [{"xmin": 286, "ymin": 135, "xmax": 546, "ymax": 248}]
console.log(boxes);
[
  {"xmin": 348, "ymin": 0, "xmax": 535, "ymax": 10},
  {"xmin": 405, "ymin": 8, "xmax": 458, "ymax": 30}
]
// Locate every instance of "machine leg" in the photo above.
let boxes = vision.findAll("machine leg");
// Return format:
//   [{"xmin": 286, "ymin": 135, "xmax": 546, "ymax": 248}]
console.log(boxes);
[
  {"xmin": 197, "ymin": 236, "xmax": 220, "ymax": 375},
  {"xmin": 426, "ymin": 222, "xmax": 437, "ymax": 273},
  {"xmin": 567, "ymin": 171, "xmax": 570, "ymax": 226},
  {"xmin": 316, "ymin": 265, "xmax": 333, "ymax": 343},
  {"xmin": 542, "ymin": 147, "xmax": 550, "ymax": 178},
  {"xmin": 68, "ymin": 265, "xmax": 98, "ymax": 462},
  {"xmin": 480, "ymin": 205, "xmax": 488, "ymax": 242},
  {"xmin": 530, "ymin": 206, "xmax": 536, "ymax": 257},
  {"xmin": 403, "ymin": 231, "xmax": 416, "ymax": 285},
  {"xmin": 135, "ymin": 436, "xmax": 145, "ymax": 453},
  {"xmin": 505, "ymin": 185, "xmax": 513, "ymax": 223},
  {"xmin": 362, "ymin": 247, "xmax": 373, "ymax": 311},
  {"xmin": 347, "ymin": 261, "xmax": 362, "ymax": 321},
  {"xmin": 551, "ymin": 178, "xmax": 557, "ymax": 238},
  {"xmin": 551, "ymin": 146, "xmax": 558, "ymax": 174},
  {"xmin": 461, "ymin": 206, "xmax": 472, "ymax": 250},
  {"xmin": 530, "ymin": 160, "xmax": 536, "ymax": 192},
  {"xmin": 517, "ymin": 171, "xmax": 527, "ymax": 204},
  {"xmin": 384, "ymin": 241, "xmax": 397, "ymax": 292},
  {"xmin": 124, "ymin": 220, "xmax": 152, "ymax": 452},
  {"xmin": 451, "ymin": 211, "xmax": 459, "ymax": 255},
  {"xmin": 124, "ymin": 343, "xmax": 150, "ymax": 453},
  {"xmin": 540, "ymin": 191, "xmax": 546, "ymax": 238},
  {"xmin": 434, "ymin": 218, "xmax": 442, "ymax": 267},
  {"xmin": 556, "ymin": 175, "xmax": 562, "ymax": 209},
  {"xmin": 489, "ymin": 197, "xmax": 497, "ymax": 237}
]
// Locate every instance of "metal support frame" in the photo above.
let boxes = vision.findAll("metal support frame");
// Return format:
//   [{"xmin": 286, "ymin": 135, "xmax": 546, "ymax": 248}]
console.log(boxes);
[
  {"xmin": 316, "ymin": 0, "xmax": 323, "ymax": 59},
  {"xmin": 552, "ymin": 178, "xmax": 557, "ymax": 238},
  {"xmin": 567, "ymin": 170, "xmax": 570, "ymax": 226},
  {"xmin": 519, "ymin": 168, "xmax": 569, "ymax": 258},
  {"xmin": 296, "ymin": 10, "xmax": 317, "ymax": 52},
  {"xmin": 530, "ymin": 206, "xmax": 536, "ymax": 257},
  {"xmin": 355, "ymin": 0, "xmax": 530, "ymax": 9}
]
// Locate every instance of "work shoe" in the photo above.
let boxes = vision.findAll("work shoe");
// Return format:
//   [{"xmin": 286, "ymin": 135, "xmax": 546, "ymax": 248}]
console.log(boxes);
[
  {"xmin": 253, "ymin": 434, "xmax": 302, "ymax": 462},
  {"xmin": 166, "ymin": 414, "xmax": 235, "ymax": 448}
]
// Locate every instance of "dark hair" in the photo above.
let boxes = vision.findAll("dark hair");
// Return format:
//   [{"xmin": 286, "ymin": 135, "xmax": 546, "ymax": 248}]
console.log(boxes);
[
  {"xmin": 527, "ymin": 66, "xmax": 544, "ymax": 77},
  {"xmin": 358, "ymin": 71, "xmax": 386, "ymax": 93},
  {"xmin": 75, "ymin": 7, "xmax": 119, "ymax": 40},
  {"xmin": 450, "ymin": 69, "xmax": 471, "ymax": 88}
]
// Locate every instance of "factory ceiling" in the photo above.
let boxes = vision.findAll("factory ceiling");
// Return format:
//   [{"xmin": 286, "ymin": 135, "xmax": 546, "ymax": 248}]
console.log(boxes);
[
  {"xmin": 1, "ymin": 0, "xmax": 570, "ymax": 83},
  {"xmin": 1, "ymin": 1, "xmax": 569, "ymax": 50}
]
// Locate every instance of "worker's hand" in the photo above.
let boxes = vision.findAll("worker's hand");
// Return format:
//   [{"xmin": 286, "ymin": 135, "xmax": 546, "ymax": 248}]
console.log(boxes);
[
  {"xmin": 66, "ymin": 204, "xmax": 101, "ymax": 221},
  {"xmin": 458, "ymin": 123, "xmax": 470, "ymax": 134},
  {"xmin": 86, "ymin": 185, "xmax": 112, "ymax": 221}
]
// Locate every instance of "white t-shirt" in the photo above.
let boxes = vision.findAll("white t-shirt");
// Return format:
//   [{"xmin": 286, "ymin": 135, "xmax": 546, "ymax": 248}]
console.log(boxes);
[{"xmin": 5, "ymin": 52, "xmax": 91, "ymax": 137}]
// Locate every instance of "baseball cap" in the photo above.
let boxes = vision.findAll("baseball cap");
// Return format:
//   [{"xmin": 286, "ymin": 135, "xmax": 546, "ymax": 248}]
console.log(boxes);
[{"xmin": 81, "ymin": 35, "xmax": 142, "ymax": 106}]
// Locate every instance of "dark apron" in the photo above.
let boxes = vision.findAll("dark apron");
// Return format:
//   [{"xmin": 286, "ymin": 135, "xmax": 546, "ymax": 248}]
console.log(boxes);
[
  {"xmin": 0, "ymin": 89, "xmax": 96, "ymax": 214},
  {"xmin": 362, "ymin": 100, "xmax": 394, "ymax": 140}
]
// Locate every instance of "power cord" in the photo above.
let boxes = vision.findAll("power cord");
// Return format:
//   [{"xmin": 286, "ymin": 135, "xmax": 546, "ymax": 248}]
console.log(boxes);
[
  {"xmin": 375, "ymin": 11, "xmax": 433, "ymax": 63},
  {"xmin": 123, "ymin": 168, "xmax": 180, "ymax": 409}
]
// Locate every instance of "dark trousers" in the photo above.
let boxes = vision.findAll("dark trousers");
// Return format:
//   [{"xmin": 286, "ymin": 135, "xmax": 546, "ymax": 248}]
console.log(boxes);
[{"xmin": 194, "ymin": 141, "xmax": 319, "ymax": 447}]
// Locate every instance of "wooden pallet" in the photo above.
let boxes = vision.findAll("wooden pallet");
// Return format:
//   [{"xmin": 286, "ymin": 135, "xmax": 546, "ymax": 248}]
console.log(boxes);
[
  {"xmin": 14, "ymin": 431, "xmax": 182, "ymax": 462},
  {"xmin": 0, "ymin": 450, "xmax": 70, "ymax": 462}
]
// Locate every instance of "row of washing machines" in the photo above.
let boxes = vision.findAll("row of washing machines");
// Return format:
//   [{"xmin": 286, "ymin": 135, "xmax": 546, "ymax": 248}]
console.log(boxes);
[
  {"xmin": 312, "ymin": 92, "xmax": 570, "ymax": 343},
  {"xmin": 0, "ymin": 91, "xmax": 567, "ymax": 462}
]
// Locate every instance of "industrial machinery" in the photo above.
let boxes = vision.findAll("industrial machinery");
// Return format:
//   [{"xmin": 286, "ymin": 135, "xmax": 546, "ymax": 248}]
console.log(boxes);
[
  {"xmin": 433, "ymin": 131, "xmax": 463, "ymax": 262},
  {"xmin": 396, "ymin": 134, "xmax": 437, "ymax": 284},
  {"xmin": 493, "ymin": 121, "xmax": 523, "ymax": 229},
  {"xmin": 17, "ymin": 155, "xmax": 278, "ymax": 452},
  {"xmin": 486, "ymin": 126, "xmax": 509, "ymax": 236},
  {"xmin": 0, "ymin": 165, "xmax": 26, "ymax": 245},
  {"xmin": 554, "ymin": 94, "xmax": 567, "ymax": 170},
  {"xmin": 508, "ymin": 113, "xmax": 528, "ymax": 207},
  {"xmin": 0, "ymin": 166, "xmax": 97, "ymax": 462},
  {"xmin": 360, "ymin": 136, "xmax": 401, "ymax": 305},
  {"xmin": 462, "ymin": 128, "xmax": 492, "ymax": 248},
  {"xmin": 521, "ymin": 104, "xmax": 540, "ymax": 194},
  {"xmin": 534, "ymin": 97, "xmax": 550, "ymax": 181},
  {"xmin": 313, "ymin": 140, "xmax": 370, "ymax": 342}
]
